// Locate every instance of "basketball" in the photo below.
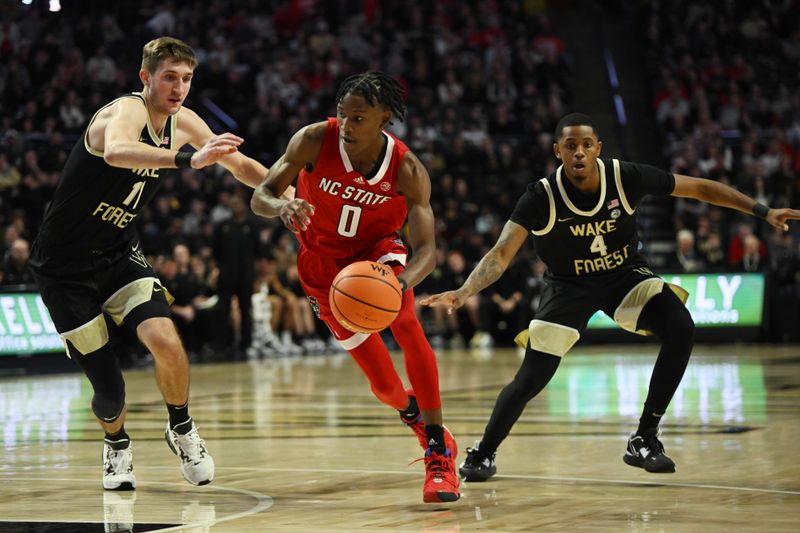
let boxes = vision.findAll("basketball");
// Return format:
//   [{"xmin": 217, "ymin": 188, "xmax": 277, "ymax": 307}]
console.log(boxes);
[{"xmin": 329, "ymin": 261, "xmax": 403, "ymax": 333}]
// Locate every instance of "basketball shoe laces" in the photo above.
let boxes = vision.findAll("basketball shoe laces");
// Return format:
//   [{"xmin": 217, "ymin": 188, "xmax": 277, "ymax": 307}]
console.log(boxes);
[
  {"xmin": 410, "ymin": 448, "xmax": 458, "ymax": 490},
  {"xmin": 105, "ymin": 446, "xmax": 133, "ymax": 475},
  {"xmin": 174, "ymin": 428, "xmax": 208, "ymax": 465}
]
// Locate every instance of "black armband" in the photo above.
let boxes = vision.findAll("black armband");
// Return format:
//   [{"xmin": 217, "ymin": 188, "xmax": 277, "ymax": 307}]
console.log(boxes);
[
  {"xmin": 753, "ymin": 203, "xmax": 770, "ymax": 219},
  {"xmin": 175, "ymin": 151, "xmax": 193, "ymax": 169},
  {"xmin": 398, "ymin": 278, "xmax": 408, "ymax": 293}
]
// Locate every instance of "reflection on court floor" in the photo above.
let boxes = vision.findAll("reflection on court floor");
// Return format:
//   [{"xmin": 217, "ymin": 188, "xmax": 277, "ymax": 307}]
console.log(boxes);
[{"xmin": 1, "ymin": 344, "xmax": 798, "ymax": 532}]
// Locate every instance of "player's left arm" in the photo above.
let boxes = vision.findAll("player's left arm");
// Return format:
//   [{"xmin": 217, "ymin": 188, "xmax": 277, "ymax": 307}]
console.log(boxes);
[
  {"xmin": 672, "ymin": 174, "xmax": 800, "ymax": 231},
  {"xmin": 396, "ymin": 151, "xmax": 436, "ymax": 292},
  {"xmin": 177, "ymin": 107, "xmax": 293, "ymax": 198}
]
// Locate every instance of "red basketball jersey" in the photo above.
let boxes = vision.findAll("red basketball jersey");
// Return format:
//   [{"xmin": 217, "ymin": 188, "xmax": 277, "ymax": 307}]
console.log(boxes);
[{"xmin": 296, "ymin": 118, "xmax": 410, "ymax": 258}]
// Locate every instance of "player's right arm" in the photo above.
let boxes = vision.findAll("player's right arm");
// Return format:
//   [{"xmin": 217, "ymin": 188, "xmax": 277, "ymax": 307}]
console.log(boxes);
[
  {"xmin": 102, "ymin": 98, "xmax": 242, "ymax": 170},
  {"xmin": 420, "ymin": 221, "xmax": 528, "ymax": 313},
  {"xmin": 251, "ymin": 122, "xmax": 326, "ymax": 232}
]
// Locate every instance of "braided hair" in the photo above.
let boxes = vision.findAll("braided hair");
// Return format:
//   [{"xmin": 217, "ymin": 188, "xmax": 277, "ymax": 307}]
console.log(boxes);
[{"xmin": 335, "ymin": 71, "xmax": 406, "ymax": 122}]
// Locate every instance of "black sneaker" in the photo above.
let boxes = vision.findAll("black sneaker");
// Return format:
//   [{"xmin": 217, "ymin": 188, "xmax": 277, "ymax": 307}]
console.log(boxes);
[
  {"xmin": 623, "ymin": 429, "xmax": 676, "ymax": 473},
  {"xmin": 458, "ymin": 440, "xmax": 497, "ymax": 481}
]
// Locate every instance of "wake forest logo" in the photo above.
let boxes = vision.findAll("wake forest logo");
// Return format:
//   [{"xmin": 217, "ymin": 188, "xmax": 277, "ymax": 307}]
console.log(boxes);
[
  {"xmin": 567, "ymin": 217, "xmax": 630, "ymax": 275},
  {"xmin": 132, "ymin": 167, "xmax": 159, "ymax": 178},
  {"xmin": 91, "ymin": 178, "xmax": 149, "ymax": 229}
]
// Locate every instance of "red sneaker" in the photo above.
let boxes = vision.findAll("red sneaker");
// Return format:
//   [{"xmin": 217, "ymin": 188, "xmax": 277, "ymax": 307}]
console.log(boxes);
[
  {"xmin": 422, "ymin": 448, "xmax": 460, "ymax": 503},
  {"xmin": 401, "ymin": 391, "xmax": 458, "ymax": 457}
]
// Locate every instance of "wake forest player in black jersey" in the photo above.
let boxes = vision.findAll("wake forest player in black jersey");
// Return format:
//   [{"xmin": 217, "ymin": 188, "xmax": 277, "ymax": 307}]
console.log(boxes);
[
  {"xmin": 29, "ymin": 37, "xmax": 278, "ymax": 491},
  {"xmin": 423, "ymin": 113, "xmax": 800, "ymax": 479}
]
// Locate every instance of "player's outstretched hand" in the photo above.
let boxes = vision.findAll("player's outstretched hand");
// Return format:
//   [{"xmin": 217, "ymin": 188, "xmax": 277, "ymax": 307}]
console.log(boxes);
[
  {"xmin": 191, "ymin": 133, "xmax": 244, "ymax": 168},
  {"xmin": 280, "ymin": 198, "xmax": 316, "ymax": 233},
  {"xmin": 767, "ymin": 208, "xmax": 800, "ymax": 231},
  {"xmin": 419, "ymin": 288, "xmax": 471, "ymax": 315}
]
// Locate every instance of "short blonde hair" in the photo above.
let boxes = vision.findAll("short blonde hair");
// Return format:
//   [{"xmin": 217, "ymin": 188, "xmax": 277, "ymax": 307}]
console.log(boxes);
[{"xmin": 141, "ymin": 37, "xmax": 197, "ymax": 73}]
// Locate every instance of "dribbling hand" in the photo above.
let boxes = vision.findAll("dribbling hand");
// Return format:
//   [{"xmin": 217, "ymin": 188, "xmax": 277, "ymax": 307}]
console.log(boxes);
[
  {"xmin": 280, "ymin": 198, "xmax": 316, "ymax": 233},
  {"xmin": 191, "ymin": 133, "xmax": 243, "ymax": 168},
  {"xmin": 419, "ymin": 288, "xmax": 471, "ymax": 315}
]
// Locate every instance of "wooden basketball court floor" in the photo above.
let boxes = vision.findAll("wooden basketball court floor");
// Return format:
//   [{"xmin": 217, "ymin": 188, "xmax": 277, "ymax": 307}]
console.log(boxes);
[{"xmin": 1, "ymin": 343, "xmax": 798, "ymax": 532}]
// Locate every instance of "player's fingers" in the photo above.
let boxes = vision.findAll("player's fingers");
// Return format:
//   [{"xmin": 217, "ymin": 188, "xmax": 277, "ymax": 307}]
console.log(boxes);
[
  {"xmin": 301, "ymin": 202, "xmax": 316, "ymax": 216},
  {"xmin": 216, "ymin": 133, "xmax": 244, "ymax": 144}
]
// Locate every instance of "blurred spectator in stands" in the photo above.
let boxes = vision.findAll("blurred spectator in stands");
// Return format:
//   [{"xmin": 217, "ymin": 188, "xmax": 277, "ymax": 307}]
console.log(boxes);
[
  {"xmin": 728, "ymin": 222, "xmax": 768, "ymax": 266},
  {"xmin": 414, "ymin": 248, "xmax": 447, "ymax": 348},
  {"xmin": 698, "ymin": 231, "xmax": 726, "ymax": 272},
  {"xmin": 441, "ymin": 249, "xmax": 481, "ymax": 347},
  {"xmin": 58, "ymin": 91, "xmax": 86, "ymax": 134},
  {"xmin": 526, "ymin": 257, "xmax": 548, "ymax": 320},
  {"xmin": 213, "ymin": 194, "xmax": 260, "ymax": 357},
  {"xmin": 1, "ymin": 237, "xmax": 34, "ymax": 286},
  {"xmin": 282, "ymin": 261, "xmax": 327, "ymax": 354},
  {"xmin": 84, "ymin": 45, "xmax": 117, "ymax": 86},
  {"xmin": 474, "ymin": 255, "xmax": 529, "ymax": 347},
  {"xmin": 0, "ymin": 150, "xmax": 21, "ymax": 191},
  {"xmin": 162, "ymin": 244, "xmax": 203, "ymax": 357},
  {"xmin": 257, "ymin": 254, "xmax": 302, "ymax": 355},
  {"xmin": 736, "ymin": 234, "xmax": 769, "ymax": 272},
  {"xmin": 666, "ymin": 229, "xmax": 706, "ymax": 273}
]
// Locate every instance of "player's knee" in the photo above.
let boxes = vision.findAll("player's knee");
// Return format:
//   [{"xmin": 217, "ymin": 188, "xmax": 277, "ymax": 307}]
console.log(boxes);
[
  {"xmin": 92, "ymin": 387, "xmax": 126, "ymax": 422},
  {"xmin": 512, "ymin": 350, "xmax": 560, "ymax": 393},
  {"xmin": 667, "ymin": 305, "xmax": 695, "ymax": 345},
  {"xmin": 369, "ymin": 380, "xmax": 398, "ymax": 407},
  {"xmin": 139, "ymin": 320, "xmax": 184, "ymax": 356}
]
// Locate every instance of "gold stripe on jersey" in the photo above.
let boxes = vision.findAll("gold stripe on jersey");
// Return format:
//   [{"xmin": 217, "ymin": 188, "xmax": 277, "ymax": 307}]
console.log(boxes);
[
  {"xmin": 103, "ymin": 276, "xmax": 170, "ymax": 325},
  {"xmin": 136, "ymin": 92, "xmax": 169, "ymax": 146},
  {"xmin": 556, "ymin": 159, "xmax": 607, "ymax": 217},
  {"xmin": 82, "ymin": 93, "xmax": 174, "ymax": 158},
  {"xmin": 613, "ymin": 159, "xmax": 635, "ymax": 215},
  {"xmin": 613, "ymin": 278, "xmax": 689, "ymax": 336},
  {"xmin": 83, "ymin": 97, "xmax": 124, "ymax": 158},
  {"xmin": 531, "ymin": 178, "xmax": 556, "ymax": 236},
  {"xmin": 513, "ymin": 319, "xmax": 580, "ymax": 357},
  {"xmin": 60, "ymin": 314, "xmax": 110, "ymax": 357}
]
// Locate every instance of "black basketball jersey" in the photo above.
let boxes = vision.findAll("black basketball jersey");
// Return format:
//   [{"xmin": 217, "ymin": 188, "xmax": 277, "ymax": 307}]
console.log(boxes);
[
  {"xmin": 31, "ymin": 93, "xmax": 176, "ymax": 274},
  {"xmin": 510, "ymin": 158, "xmax": 674, "ymax": 279}
]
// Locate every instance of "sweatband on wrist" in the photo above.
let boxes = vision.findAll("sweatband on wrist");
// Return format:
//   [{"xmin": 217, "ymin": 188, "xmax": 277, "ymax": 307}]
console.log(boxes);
[
  {"xmin": 753, "ymin": 203, "xmax": 770, "ymax": 219},
  {"xmin": 175, "ymin": 151, "xmax": 192, "ymax": 169}
]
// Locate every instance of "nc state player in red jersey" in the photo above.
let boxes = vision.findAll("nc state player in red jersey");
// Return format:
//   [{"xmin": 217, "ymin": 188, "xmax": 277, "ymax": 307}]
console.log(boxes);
[{"xmin": 252, "ymin": 72, "xmax": 459, "ymax": 503}]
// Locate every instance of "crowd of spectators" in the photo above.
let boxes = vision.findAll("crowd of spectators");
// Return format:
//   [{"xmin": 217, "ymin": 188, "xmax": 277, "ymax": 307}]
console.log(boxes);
[
  {"xmin": 635, "ymin": 0, "xmax": 800, "ymax": 341},
  {"xmin": 1, "ymin": 0, "xmax": 797, "ymax": 357},
  {"xmin": 0, "ymin": 0, "xmax": 570, "ymax": 357}
]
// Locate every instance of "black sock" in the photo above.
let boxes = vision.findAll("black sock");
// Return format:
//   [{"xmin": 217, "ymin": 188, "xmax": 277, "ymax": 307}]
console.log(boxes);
[
  {"xmin": 636, "ymin": 412, "xmax": 662, "ymax": 436},
  {"xmin": 399, "ymin": 395, "xmax": 420, "ymax": 422},
  {"xmin": 104, "ymin": 427, "xmax": 130, "ymax": 450},
  {"xmin": 425, "ymin": 424, "xmax": 445, "ymax": 454},
  {"xmin": 167, "ymin": 402, "xmax": 192, "ymax": 434}
]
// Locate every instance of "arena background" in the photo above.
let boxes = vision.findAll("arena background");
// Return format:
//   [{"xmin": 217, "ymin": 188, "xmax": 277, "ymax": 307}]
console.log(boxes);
[{"xmin": 0, "ymin": 1, "xmax": 798, "ymax": 532}]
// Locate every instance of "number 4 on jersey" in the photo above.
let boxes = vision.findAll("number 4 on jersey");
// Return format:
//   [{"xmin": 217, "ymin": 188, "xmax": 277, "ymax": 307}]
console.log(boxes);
[{"xmin": 590, "ymin": 234, "xmax": 608, "ymax": 256}]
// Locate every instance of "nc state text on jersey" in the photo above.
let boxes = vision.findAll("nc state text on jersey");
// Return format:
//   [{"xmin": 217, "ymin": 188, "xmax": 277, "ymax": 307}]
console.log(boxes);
[{"xmin": 319, "ymin": 177, "xmax": 392, "ymax": 205}]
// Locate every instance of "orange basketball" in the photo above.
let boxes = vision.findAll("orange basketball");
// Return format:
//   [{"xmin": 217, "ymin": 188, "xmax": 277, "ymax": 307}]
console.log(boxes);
[{"xmin": 329, "ymin": 261, "xmax": 403, "ymax": 333}]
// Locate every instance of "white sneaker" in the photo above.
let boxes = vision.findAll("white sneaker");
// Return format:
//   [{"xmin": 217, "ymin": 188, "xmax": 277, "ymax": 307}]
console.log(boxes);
[
  {"xmin": 103, "ymin": 442, "xmax": 136, "ymax": 491},
  {"xmin": 165, "ymin": 421, "xmax": 215, "ymax": 486}
]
